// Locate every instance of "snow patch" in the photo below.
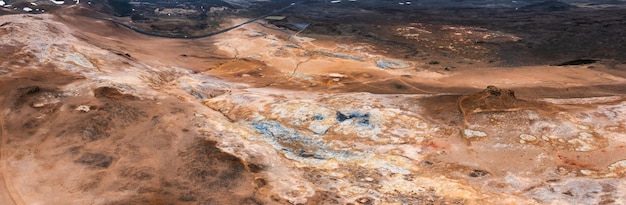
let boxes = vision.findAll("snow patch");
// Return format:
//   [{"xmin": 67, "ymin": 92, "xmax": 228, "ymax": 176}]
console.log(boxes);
[
  {"xmin": 464, "ymin": 129, "xmax": 487, "ymax": 138},
  {"xmin": 51, "ymin": 0, "xmax": 65, "ymax": 5}
]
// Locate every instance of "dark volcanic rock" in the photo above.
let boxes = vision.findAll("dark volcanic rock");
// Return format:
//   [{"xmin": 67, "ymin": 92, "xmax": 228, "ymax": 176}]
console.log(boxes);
[
  {"xmin": 556, "ymin": 59, "xmax": 598, "ymax": 66},
  {"xmin": 519, "ymin": 0, "xmax": 577, "ymax": 12},
  {"xmin": 94, "ymin": 87, "xmax": 138, "ymax": 100},
  {"xmin": 75, "ymin": 153, "xmax": 114, "ymax": 168}
]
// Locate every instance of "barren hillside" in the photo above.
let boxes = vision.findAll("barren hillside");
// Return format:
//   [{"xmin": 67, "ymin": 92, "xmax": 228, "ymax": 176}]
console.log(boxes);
[{"xmin": 1, "ymin": 2, "xmax": 626, "ymax": 205}]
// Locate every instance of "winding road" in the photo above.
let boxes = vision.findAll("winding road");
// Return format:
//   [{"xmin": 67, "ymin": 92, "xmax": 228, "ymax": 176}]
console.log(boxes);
[{"xmin": 97, "ymin": 2, "xmax": 298, "ymax": 39}]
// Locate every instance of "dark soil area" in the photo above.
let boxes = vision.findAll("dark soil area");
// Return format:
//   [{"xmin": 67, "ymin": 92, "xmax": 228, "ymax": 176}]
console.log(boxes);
[
  {"xmin": 76, "ymin": 0, "xmax": 626, "ymax": 66},
  {"xmin": 273, "ymin": 1, "xmax": 626, "ymax": 66}
]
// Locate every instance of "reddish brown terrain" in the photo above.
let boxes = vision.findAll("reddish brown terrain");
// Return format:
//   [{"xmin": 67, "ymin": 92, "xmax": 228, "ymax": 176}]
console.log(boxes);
[{"xmin": 1, "ymin": 0, "xmax": 626, "ymax": 204}]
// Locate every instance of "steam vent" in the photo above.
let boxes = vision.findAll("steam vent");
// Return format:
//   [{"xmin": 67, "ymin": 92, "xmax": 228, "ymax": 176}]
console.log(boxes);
[{"xmin": 1, "ymin": 0, "xmax": 626, "ymax": 204}]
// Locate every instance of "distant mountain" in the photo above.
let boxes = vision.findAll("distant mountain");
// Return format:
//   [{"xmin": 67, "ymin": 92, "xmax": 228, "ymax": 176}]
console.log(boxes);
[{"xmin": 518, "ymin": 0, "xmax": 577, "ymax": 11}]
